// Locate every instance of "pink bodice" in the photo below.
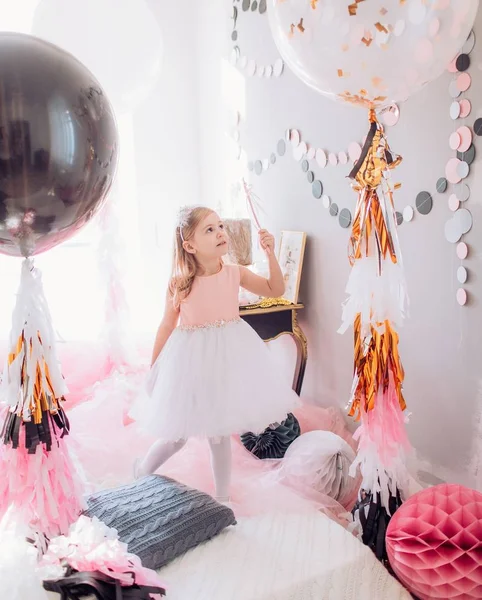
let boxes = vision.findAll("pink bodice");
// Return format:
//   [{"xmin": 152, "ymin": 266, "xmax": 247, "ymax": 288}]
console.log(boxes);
[{"xmin": 179, "ymin": 264, "xmax": 240, "ymax": 327}]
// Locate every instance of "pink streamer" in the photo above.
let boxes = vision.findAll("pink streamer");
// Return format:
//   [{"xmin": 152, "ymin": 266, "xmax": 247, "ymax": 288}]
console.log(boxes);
[
  {"xmin": 40, "ymin": 515, "xmax": 166, "ymax": 592},
  {"xmin": 0, "ymin": 408, "xmax": 86, "ymax": 538}
]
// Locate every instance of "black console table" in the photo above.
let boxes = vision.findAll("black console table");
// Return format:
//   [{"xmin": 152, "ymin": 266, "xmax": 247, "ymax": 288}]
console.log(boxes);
[{"xmin": 239, "ymin": 304, "xmax": 307, "ymax": 396}]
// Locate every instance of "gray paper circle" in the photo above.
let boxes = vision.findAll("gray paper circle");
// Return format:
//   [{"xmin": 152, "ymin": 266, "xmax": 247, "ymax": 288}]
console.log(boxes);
[
  {"xmin": 231, "ymin": 30, "xmax": 238, "ymax": 41},
  {"xmin": 277, "ymin": 139, "xmax": 286, "ymax": 156},
  {"xmin": 457, "ymin": 144, "xmax": 476, "ymax": 166},
  {"xmin": 251, "ymin": 0, "xmax": 258, "ymax": 11},
  {"xmin": 301, "ymin": 159, "xmax": 309, "ymax": 172},
  {"xmin": 259, "ymin": 0, "xmax": 267, "ymax": 13},
  {"xmin": 454, "ymin": 208, "xmax": 473, "ymax": 235},
  {"xmin": 254, "ymin": 160, "xmax": 263, "ymax": 175},
  {"xmin": 444, "ymin": 219, "xmax": 462, "ymax": 244},
  {"xmin": 456, "ymin": 53, "xmax": 470, "ymax": 72},
  {"xmin": 312, "ymin": 180, "xmax": 323, "ymax": 199},
  {"xmin": 242, "ymin": 0, "xmax": 250, "ymax": 10},
  {"xmin": 456, "ymin": 183, "xmax": 470, "ymax": 202},
  {"xmin": 457, "ymin": 161, "xmax": 470, "ymax": 179},
  {"xmin": 449, "ymin": 81, "xmax": 461, "ymax": 98},
  {"xmin": 270, "ymin": 153, "xmax": 277, "ymax": 164},
  {"xmin": 463, "ymin": 30, "xmax": 476, "ymax": 54},
  {"xmin": 395, "ymin": 211, "xmax": 403, "ymax": 226},
  {"xmin": 339, "ymin": 208, "xmax": 352, "ymax": 228},
  {"xmin": 329, "ymin": 203, "xmax": 339, "ymax": 217},
  {"xmin": 450, "ymin": 101, "xmax": 461, "ymax": 120},
  {"xmin": 248, "ymin": 161, "xmax": 254, "ymax": 172},
  {"xmin": 474, "ymin": 118, "xmax": 482, "ymax": 136},
  {"xmin": 416, "ymin": 191, "xmax": 433, "ymax": 215},
  {"xmin": 307, "ymin": 171, "xmax": 314, "ymax": 183},
  {"xmin": 457, "ymin": 266, "xmax": 468, "ymax": 284},
  {"xmin": 436, "ymin": 177, "xmax": 448, "ymax": 194}
]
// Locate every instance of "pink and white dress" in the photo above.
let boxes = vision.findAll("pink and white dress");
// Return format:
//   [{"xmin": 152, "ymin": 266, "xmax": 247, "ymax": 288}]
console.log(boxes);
[{"xmin": 131, "ymin": 264, "xmax": 298, "ymax": 441}]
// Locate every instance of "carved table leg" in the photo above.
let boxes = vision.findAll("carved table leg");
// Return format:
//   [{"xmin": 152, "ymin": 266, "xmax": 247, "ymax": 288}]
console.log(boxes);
[{"xmin": 291, "ymin": 310, "xmax": 308, "ymax": 396}]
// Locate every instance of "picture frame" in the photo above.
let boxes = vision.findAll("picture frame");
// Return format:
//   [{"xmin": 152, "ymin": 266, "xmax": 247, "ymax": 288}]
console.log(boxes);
[{"xmin": 277, "ymin": 230, "xmax": 307, "ymax": 304}]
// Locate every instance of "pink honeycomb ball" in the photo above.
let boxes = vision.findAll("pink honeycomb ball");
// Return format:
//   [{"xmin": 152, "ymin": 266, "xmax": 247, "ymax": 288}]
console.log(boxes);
[{"xmin": 386, "ymin": 484, "xmax": 482, "ymax": 600}]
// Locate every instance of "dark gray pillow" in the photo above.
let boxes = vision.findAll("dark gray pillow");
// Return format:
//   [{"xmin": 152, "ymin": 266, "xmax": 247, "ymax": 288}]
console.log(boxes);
[{"xmin": 85, "ymin": 474, "xmax": 236, "ymax": 570}]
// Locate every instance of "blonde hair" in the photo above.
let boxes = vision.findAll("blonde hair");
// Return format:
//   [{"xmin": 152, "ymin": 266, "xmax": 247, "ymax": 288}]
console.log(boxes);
[{"xmin": 169, "ymin": 206, "xmax": 215, "ymax": 307}]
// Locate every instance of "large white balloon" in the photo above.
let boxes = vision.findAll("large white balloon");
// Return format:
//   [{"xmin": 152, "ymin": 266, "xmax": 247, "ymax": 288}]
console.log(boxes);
[
  {"xmin": 32, "ymin": 0, "xmax": 163, "ymax": 115},
  {"xmin": 268, "ymin": 0, "xmax": 478, "ymax": 109}
]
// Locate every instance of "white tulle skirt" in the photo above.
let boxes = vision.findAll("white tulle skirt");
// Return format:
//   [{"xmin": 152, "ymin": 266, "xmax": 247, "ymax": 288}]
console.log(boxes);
[{"xmin": 129, "ymin": 319, "xmax": 299, "ymax": 440}]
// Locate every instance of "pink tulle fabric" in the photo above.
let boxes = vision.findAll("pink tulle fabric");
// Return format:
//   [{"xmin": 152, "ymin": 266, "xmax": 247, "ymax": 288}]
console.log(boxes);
[
  {"xmin": 158, "ymin": 436, "xmax": 352, "ymax": 527},
  {"xmin": 68, "ymin": 367, "xmax": 152, "ymax": 490},
  {"xmin": 0, "ymin": 340, "xmax": 150, "ymax": 410},
  {"xmin": 293, "ymin": 402, "xmax": 358, "ymax": 452},
  {"xmin": 0, "ymin": 409, "xmax": 86, "ymax": 538},
  {"xmin": 40, "ymin": 515, "xmax": 165, "ymax": 594},
  {"xmin": 66, "ymin": 371, "xmax": 360, "ymax": 527},
  {"xmin": 0, "ymin": 335, "xmax": 361, "ymax": 531}
]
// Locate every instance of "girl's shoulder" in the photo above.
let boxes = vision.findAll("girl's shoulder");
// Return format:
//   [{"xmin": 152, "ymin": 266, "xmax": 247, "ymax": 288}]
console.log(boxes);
[{"xmin": 223, "ymin": 263, "xmax": 241, "ymax": 282}]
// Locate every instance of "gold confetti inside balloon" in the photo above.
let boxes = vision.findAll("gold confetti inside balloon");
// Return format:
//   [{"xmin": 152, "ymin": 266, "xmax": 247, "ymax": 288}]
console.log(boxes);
[{"xmin": 268, "ymin": 0, "xmax": 478, "ymax": 109}]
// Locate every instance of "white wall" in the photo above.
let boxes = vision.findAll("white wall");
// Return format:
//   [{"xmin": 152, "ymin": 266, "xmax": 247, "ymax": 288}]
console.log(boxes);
[
  {"xmin": 195, "ymin": 1, "xmax": 482, "ymax": 487},
  {"xmin": 0, "ymin": 1, "xmax": 201, "ymax": 340}
]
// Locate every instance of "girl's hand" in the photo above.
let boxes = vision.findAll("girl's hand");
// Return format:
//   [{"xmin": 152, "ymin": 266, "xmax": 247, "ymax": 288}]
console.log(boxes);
[{"xmin": 259, "ymin": 229, "xmax": 275, "ymax": 254}]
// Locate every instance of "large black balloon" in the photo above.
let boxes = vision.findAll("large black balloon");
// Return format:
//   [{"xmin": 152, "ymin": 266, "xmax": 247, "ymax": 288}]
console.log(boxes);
[{"xmin": 0, "ymin": 32, "xmax": 118, "ymax": 257}]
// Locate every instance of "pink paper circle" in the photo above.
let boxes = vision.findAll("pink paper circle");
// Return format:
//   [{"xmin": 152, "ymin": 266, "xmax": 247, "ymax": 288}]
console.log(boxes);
[
  {"xmin": 451, "ymin": 22, "xmax": 461, "ymax": 40},
  {"xmin": 459, "ymin": 99, "xmax": 472, "ymax": 118},
  {"xmin": 457, "ymin": 72, "xmax": 471, "ymax": 92},
  {"xmin": 457, "ymin": 242, "xmax": 468, "ymax": 260},
  {"xmin": 383, "ymin": 104, "xmax": 400, "ymax": 127},
  {"xmin": 316, "ymin": 148, "xmax": 327, "ymax": 168},
  {"xmin": 290, "ymin": 129, "xmax": 300, "ymax": 147},
  {"xmin": 328, "ymin": 152, "xmax": 338, "ymax": 166},
  {"xmin": 437, "ymin": 0, "xmax": 450, "ymax": 11},
  {"xmin": 348, "ymin": 142, "xmax": 362, "ymax": 162},
  {"xmin": 457, "ymin": 126, "xmax": 472, "ymax": 152},
  {"xmin": 446, "ymin": 158, "xmax": 462, "ymax": 184},
  {"xmin": 456, "ymin": 288, "xmax": 467, "ymax": 306},
  {"xmin": 448, "ymin": 56, "xmax": 459, "ymax": 73},
  {"xmin": 415, "ymin": 38, "xmax": 433, "ymax": 64},
  {"xmin": 449, "ymin": 132, "xmax": 461, "ymax": 150},
  {"xmin": 448, "ymin": 194, "xmax": 460, "ymax": 212},
  {"xmin": 338, "ymin": 151, "xmax": 348, "ymax": 165}
]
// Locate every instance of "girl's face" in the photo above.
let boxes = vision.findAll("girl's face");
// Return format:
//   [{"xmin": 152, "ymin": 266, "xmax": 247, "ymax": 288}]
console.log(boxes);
[{"xmin": 185, "ymin": 211, "xmax": 228, "ymax": 259}]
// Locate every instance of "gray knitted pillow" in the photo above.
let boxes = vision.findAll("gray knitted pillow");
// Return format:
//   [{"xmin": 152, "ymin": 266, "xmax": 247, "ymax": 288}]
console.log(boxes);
[{"xmin": 85, "ymin": 474, "xmax": 236, "ymax": 570}]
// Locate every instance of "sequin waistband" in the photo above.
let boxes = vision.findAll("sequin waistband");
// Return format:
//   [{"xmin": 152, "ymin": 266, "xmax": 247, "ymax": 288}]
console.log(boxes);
[{"xmin": 178, "ymin": 316, "xmax": 241, "ymax": 331}]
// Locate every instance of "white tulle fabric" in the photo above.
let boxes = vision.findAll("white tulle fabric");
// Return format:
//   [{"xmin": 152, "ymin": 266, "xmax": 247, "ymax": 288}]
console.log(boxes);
[
  {"xmin": 0, "ymin": 513, "xmax": 48, "ymax": 600},
  {"xmin": 130, "ymin": 319, "xmax": 298, "ymax": 441}
]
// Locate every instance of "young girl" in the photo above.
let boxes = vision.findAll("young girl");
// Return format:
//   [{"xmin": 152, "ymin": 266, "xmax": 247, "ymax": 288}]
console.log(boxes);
[{"xmin": 130, "ymin": 205, "xmax": 299, "ymax": 501}]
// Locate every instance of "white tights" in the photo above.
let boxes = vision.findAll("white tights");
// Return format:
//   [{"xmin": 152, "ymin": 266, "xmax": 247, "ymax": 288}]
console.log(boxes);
[{"xmin": 137, "ymin": 436, "xmax": 232, "ymax": 501}]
